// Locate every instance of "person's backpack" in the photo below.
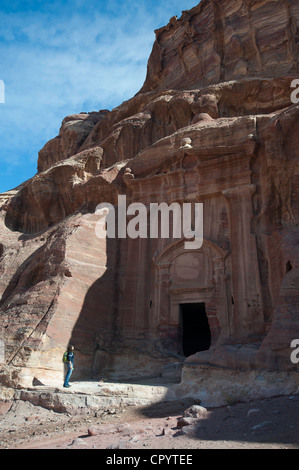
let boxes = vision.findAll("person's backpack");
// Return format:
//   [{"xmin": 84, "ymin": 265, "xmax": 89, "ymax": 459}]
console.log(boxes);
[{"xmin": 62, "ymin": 351, "xmax": 68, "ymax": 363}]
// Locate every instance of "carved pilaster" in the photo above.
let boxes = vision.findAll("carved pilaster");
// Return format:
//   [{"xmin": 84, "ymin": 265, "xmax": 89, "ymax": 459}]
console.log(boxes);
[{"xmin": 222, "ymin": 184, "xmax": 264, "ymax": 338}]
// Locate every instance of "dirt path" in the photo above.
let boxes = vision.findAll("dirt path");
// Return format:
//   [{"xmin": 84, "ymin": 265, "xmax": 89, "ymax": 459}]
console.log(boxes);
[{"xmin": 1, "ymin": 393, "xmax": 299, "ymax": 450}]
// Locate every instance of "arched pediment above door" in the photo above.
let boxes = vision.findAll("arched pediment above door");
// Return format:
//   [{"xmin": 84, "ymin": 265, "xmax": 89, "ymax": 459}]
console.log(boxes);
[{"xmin": 153, "ymin": 237, "xmax": 229, "ymax": 268}]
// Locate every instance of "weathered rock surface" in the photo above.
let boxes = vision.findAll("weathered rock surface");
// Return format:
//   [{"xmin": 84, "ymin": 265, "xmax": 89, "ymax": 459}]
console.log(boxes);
[
  {"xmin": 37, "ymin": 111, "xmax": 109, "ymax": 172},
  {"xmin": 0, "ymin": 0, "xmax": 299, "ymax": 399},
  {"xmin": 141, "ymin": 0, "xmax": 299, "ymax": 92}
]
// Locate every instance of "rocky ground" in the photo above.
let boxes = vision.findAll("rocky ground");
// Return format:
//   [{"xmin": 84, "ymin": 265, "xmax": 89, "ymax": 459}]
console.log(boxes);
[{"xmin": 1, "ymin": 391, "xmax": 299, "ymax": 450}]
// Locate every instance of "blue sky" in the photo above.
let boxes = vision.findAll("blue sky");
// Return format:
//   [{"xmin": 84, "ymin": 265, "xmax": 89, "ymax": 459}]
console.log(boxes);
[{"xmin": 0, "ymin": 0, "xmax": 198, "ymax": 193}]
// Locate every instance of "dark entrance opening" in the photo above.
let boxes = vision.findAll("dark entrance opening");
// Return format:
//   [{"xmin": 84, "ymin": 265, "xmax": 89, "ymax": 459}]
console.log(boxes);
[{"xmin": 180, "ymin": 303, "xmax": 211, "ymax": 357}]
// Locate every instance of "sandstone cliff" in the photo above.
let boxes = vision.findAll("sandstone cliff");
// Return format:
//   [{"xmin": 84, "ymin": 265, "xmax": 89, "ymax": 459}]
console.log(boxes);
[{"xmin": 0, "ymin": 0, "xmax": 299, "ymax": 393}]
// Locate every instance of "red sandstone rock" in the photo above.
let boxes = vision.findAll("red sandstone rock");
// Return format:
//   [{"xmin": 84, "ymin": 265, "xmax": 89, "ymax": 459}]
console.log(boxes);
[
  {"xmin": 0, "ymin": 0, "xmax": 299, "ymax": 390},
  {"xmin": 141, "ymin": 0, "xmax": 299, "ymax": 93}
]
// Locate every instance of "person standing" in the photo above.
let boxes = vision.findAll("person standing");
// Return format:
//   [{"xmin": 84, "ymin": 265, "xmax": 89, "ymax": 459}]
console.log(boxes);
[{"xmin": 63, "ymin": 345, "xmax": 75, "ymax": 388}]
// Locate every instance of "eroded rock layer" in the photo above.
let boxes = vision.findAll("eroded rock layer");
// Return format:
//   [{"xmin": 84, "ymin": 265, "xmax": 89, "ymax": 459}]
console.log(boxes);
[{"xmin": 0, "ymin": 0, "xmax": 299, "ymax": 389}]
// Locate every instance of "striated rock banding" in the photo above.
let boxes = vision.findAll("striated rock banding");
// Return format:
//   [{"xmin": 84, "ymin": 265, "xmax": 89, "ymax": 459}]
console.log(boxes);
[{"xmin": 0, "ymin": 0, "xmax": 299, "ymax": 402}]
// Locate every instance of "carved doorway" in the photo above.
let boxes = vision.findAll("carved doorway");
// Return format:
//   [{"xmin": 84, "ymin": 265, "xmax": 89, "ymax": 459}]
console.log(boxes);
[
  {"xmin": 179, "ymin": 302, "xmax": 211, "ymax": 357},
  {"xmin": 152, "ymin": 238, "xmax": 231, "ymax": 354}
]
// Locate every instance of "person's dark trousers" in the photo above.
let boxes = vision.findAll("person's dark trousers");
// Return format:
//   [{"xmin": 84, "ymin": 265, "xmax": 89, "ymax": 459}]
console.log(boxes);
[{"xmin": 64, "ymin": 365, "xmax": 73, "ymax": 387}]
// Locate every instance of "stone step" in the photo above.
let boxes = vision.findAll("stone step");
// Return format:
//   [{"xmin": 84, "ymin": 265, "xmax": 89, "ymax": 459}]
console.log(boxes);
[{"xmin": 14, "ymin": 380, "xmax": 178, "ymax": 415}]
